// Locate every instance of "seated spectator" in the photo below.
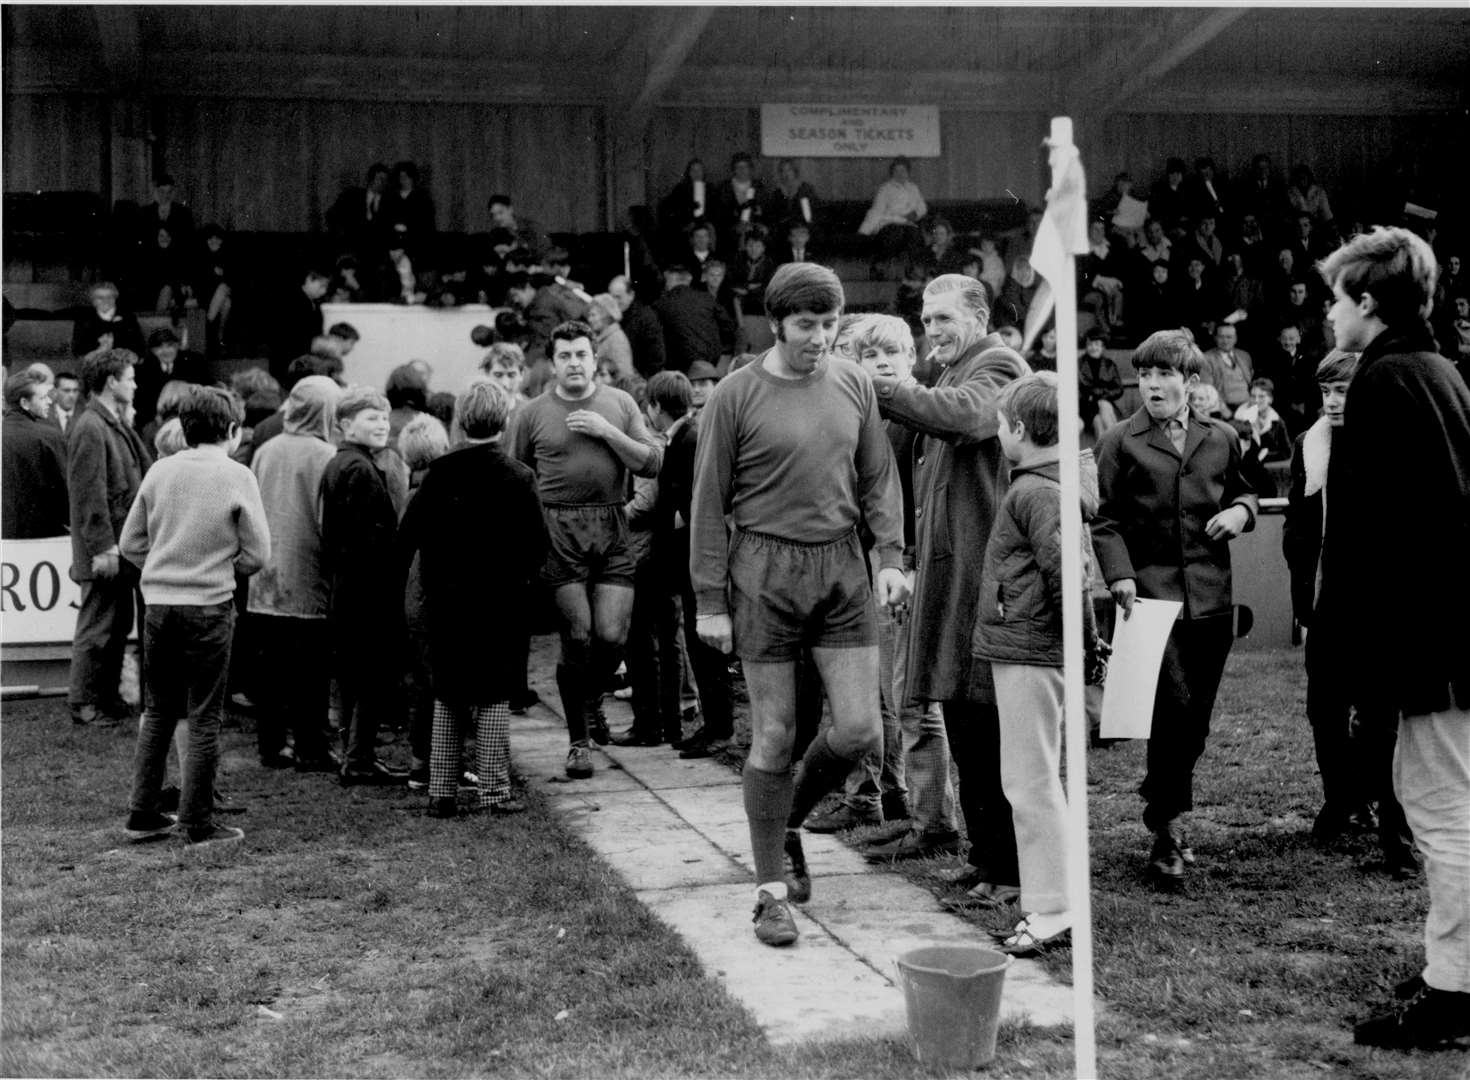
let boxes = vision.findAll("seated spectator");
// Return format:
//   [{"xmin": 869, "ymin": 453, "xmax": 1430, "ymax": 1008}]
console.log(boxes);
[
  {"xmin": 778, "ymin": 220, "xmax": 819, "ymax": 266},
  {"xmin": 700, "ymin": 257, "xmax": 738, "ymax": 317},
  {"xmin": 1236, "ymin": 153, "xmax": 1289, "ymax": 242},
  {"xmin": 997, "ymin": 255, "xmax": 1043, "ymax": 330},
  {"xmin": 1078, "ymin": 327, "xmax": 1125, "ymax": 439},
  {"xmin": 1027, "ymin": 327, "xmax": 1059, "ymax": 372},
  {"xmin": 659, "ymin": 158, "xmax": 711, "ymax": 247},
  {"xmin": 1181, "ymin": 214, "xmax": 1225, "ymax": 273},
  {"xmin": 919, "ymin": 217, "xmax": 967, "ymax": 277},
  {"xmin": 138, "ymin": 225, "xmax": 195, "ymax": 315},
  {"xmin": 1188, "ymin": 382, "xmax": 1230, "ymax": 422},
  {"xmin": 72, "ymin": 282, "xmax": 145, "ymax": 359},
  {"xmin": 713, "ymin": 151, "xmax": 766, "ymax": 252},
  {"xmin": 1148, "ymin": 157, "xmax": 1190, "ymax": 238},
  {"xmin": 732, "ymin": 226, "xmax": 777, "ymax": 351},
  {"xmin": 136, "ymin": 174, "xmax": 194, "ymax": 251},
  {"xmin": 1237, "ymin": 211, "xmax": 1271, "ymax": 273},
  {"xmin": 1444, "ymin": 293, "xmax": 1470, "ymax": 382},
  {"xmin": 385, "ymin": 161, "xmax": 435, "ymax": 256},
  {"xmin": 683, "ymin": 222, "xmax": 719, "ymax": 284},
  {"xmin": 1287, "ymin": 214, "xmax": 1334, "ymax": 279},
  {"xmin": 1199, "ymin": 322, "xmax": 1255, "ymax": 411},
  {"xmin": 135, "ymin": 328, "xmax": 209, "ymax": 431},
  {"xmin": 587, "ymin": 293, "xmax": 634, "ymax": 380},
  {"xmin": 1233, "ymin": 377, "xmax": 1292, "ymax": 464},
  {"xmin": 1176, "ymin": 256, "xmax": 1226, "ymax": 344},
  {"xmin": 487, "ymin": 194, "xmax": 547, "ymax": 259},
  {"xmin": 1, "ymin": 370, "xmax": 68, "ymax": 539},
  {"xmin": 1081, "ymin": 218, "xmax": 1127, "ymax": 334},
  {"xmin": 1287, "ymin": 163, "xmax": 1334, "ymax": 229},
  {"xmin": 765, "ymin": 158, "xmax": 817, "ymax": 234},
  {"xmin": 859, "ymin": 156, "xmax": 928, "ymax": 273},
  {"xmin": 1275, "ymin": 278, "xmax": 1325, "ymax": 347},
  {"xmin": 195, "ymin": 224, "xmax": 233, "ymax": 347},
  {"xmin": 1261, "ymin": 323, "xmax": 1317, "ymax": 427},
  {"xmin": 1139, "ymin": 217, "xmax": 1172, "ymax": 266},
  {"xmin": 975, "ymin": 236, "xmax": 1008, "ymax": 301},
  {"xmin": 1186, "ymin": 156, "xmax": 1227, "ymax": 225}
]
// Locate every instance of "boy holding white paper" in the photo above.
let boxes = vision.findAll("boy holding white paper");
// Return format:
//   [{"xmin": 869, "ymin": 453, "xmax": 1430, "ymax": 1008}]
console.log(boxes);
[{"xmin": 1092, "ymin": 329, "xmax": 1259, "ymax": 890}]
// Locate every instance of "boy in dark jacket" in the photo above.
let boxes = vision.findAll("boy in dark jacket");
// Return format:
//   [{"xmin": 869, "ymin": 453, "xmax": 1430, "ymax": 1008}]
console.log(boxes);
[
  {"xmin": 972, "ymin": 372, "xmax": 1097, "ymax": 954},
  {"xmin": 320, "ymin": 386, "xmax": 407, "ymax": 786},
  {"xmin": 1092, "ymin": 329, "xmax": 1259, "ymax": 891}
]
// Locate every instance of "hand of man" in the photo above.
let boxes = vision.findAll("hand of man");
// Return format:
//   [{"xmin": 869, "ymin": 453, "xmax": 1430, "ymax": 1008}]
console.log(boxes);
[
  {"xmin": 566, "ymin": 410, "xmax": 616, "ymax": 441},
  {"xmin": 1204, "ymin": 504, "xmax": 1251, "ymax": 542},
  {"xmin": 696, "ymin": 613, "xmax": 734, "ymax": 655},
  {"xmin": 876, "ymin": 566, "xmax": 911, "ymax": 614},
  {"xmin": 1111, "ymin": 577, "xmax": 1137, "ymax": 618},
  {"xmin": 91, "ymin": 552, "xmax": 119, "ymax": 580}
]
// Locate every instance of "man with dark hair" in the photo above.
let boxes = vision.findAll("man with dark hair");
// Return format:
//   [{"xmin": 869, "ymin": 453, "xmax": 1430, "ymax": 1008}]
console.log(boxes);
[
  {"xmin": 52, "ymin": 371, "xmax": 80, "ymax": 435},
  {"xmin": 867, "ymin": 274, "xmax": 1029, "ymax": 893},
  {"xmin": 269, "ymin": 269, "xmax": 331, "ymax": 384},
  {"xmin": 509, "ymin": 320, "xmax": 663, "ymax": 781},
  {"xmin": 608, "ymin": 274, "xmax": 667, "ymax": 377},
  {"xmin": 2, "ymin": 371, "xmax": 69, "ymax": 538},
  {"xmin": 1310, "ymin": 227, "xmax": 1470, "ymax": 1050},
  {"xmin": 488, "ymin": 194, "xmax": 547, "ymax": 259},
  {"xmin": 654, "ymin": 264, "xmax": 734, "ymax": 374},
  {"xmin": 525, "ymin": 267, "xmax": 590, "ymax": 364},
  {"xmin": 327, "ymin": 162, "xmax": 392, "ymax": 259},
  {"xmin": 66, "ymin": 349, "xmax": 153, "ymax": 726},
  {"xmin": 691, "ymin": 263, "xmax": 908, "ymax": 946},
  {"xmin": 326, "ymin": 322, "xmax": 360, "ymax": 357},
  {"xmin": 135, "ymin": 327, "xmax": 209, "ymax": 431}
]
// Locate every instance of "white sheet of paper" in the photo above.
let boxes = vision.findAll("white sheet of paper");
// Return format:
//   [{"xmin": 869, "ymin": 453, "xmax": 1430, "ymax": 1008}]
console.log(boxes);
[
  {"xmin": 1100, "ymin": 598, "xmax": 1183, "ymax": 739},
  {"xmin": 1111, "ymin": 194, "xmax": 1149, "ymax": 231}
]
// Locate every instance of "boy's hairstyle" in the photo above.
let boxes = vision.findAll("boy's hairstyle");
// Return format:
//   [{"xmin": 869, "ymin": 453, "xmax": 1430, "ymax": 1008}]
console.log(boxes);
[
  {"xmin": 488, "ymin": 193, "xmax": 512, "ymax": 211},
  {"xmin": 425, "ymin": 391, "xmax": 455, "ymax": 428},
  {"xmin": 1316, "ymin": 349, "xmax": 1360, "ymax": 384},
  {"xmin": 1249, "ymin": 377, "xmax": 1275, "ymax": 395},
  {"xmin": 231, "ymin": 366, "xmax": 280, "ymax": 400},
  {"xmin": 80, "ymin": 348, "xmax": 138, "ymax": 396},
  {"xmin": 1316, "ymin": 226, "xmax": 1439, "ymax": 325},
  {"xmin": 244, "ymin": 388, "xmax": 282, "ymax": 428},
  {"xmin": 1132, "ymin": 329, "xmax": 1204, "ymax": 377},
  {"xmin": 923, "ymin": 273, "xmax": 991, "ymax": 325},
  {"xmin": 996, "ymin": 371, "xmax": 1060, "ymax": 448},
  {"xmin": 147, "ymin": 327, "xmax": 181, "ymax": 349},
  {"xmin": 765, "ymin": 262, "xmax": 843, "ymax": 321},
  {"xmin": 153, "ymin": 416, "xmax": 187, "ymax": 458},
  {"xmin": 179, "ymin": 385, "xmax": 242, "ymax": 446},
  {"xmin": 480, "ymin": 341, "xmax": 527, "ymax": 373},
  {"xmin": 336, "ymin": 385, "xmax": 390, "ymax": 422},
  {"xmin": 456, "ymin": 380, "xmax": 513, "ymax": 440},
  {"xmin": 4, "ymin": 370, "xmax": 48, "ymax": 409},
  {"xmin": 852, "ymin": 314, "xmax": 914, "ymax": 357},
  {"xmin": 55, "ymin": 371, "xmax": 79, "ymax": 387},
  {"xmin": 744, "ymin": 223, "xmax": 769, "ymax": 244},
  {"xmin": 645, "ymin": 370, "xmax": 693, "ymax": 420},
  {"xmin": 327, "ymin": 321, "xmax": 360, "ymax": 342},
  {"xmin": 154, "ymin": 379, "xmax": 194, "ymax": 422},
  {"xmin": 285, "ymin": 352, "xmax": 343, "ymax": 389},
  {"xmin": 1084, "ymin": 326, "xmax": 1109, "ymax": 344},
  {"xmin": 384, "ymin": 363, "xmax": 429, "ymax": 411},
  {"xmin": 89, "ymin": 281, "xmax": 120, "ymax": 301},
  {"xmin": 550, "ymin": 320, "xmax": 594, "ymax": 349},
  {"xmin": 399, "ymin": 412, "xmax": 450, "ymax": 470}
]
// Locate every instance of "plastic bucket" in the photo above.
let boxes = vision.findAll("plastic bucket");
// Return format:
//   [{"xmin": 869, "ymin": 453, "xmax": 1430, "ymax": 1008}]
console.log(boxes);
[{"xmin": 895, "ymin": 944, "xmax": 1013, "ymax": 1068}]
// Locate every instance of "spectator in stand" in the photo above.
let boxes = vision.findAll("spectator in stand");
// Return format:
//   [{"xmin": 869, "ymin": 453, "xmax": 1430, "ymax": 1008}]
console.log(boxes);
[
  {"xmin": 1287, "ymin": 164, "xmax": 1334, "ymax": 230},
  {"xmin": 1176, "ymin": 256, "xmax": 1225, "ymax": 344},
  {"xmin": 327, "ymin": 162, "xmax": 392, "ymax": 262},
  {"xmin": 1188, "ymin": 382, "xmax": 1230, "ymax": 423},
  {"xmin": 1219, "ymin": 252, "xmax": 1264, "ymax": 347},
  {"xmin": 659, "ymin": 159, "xmax": 712, "ymax": 250},
  {"xmin": 1186, "ymin": 156, "xmax": 1227, "ymax": 225},
  {"xmin": 608, "ymin": 274, "xmax": 667, "ymax": 378},
  {"xmin": 1079, "ymin": 327, "xmax": 1125, "ymax": 439},
  {"xmin": 765, "ymin": 158, "xmax": 817, "ymax": 235},
  {"xmin": 320, "ymin": 385, "xmax": 409, "ymax": 786},
  {"xmin": 247, "ymin": 375, "xmax": 344, "ymax": 774},
  {"xmin": 2, "ymin": 370, "xmax": 68, "ymax": 538},
  {"xmin": 268, "ymin": 269, "xmax": 330, "ymax": 384},
  {"xmin": 1237, "ymin": 211, "xmax": 1271, "ymax": 274},
  {"xmin": 920, "ymin": 218, "xmax": 968, "ymax": 277},
  {"xmin": 1181, "ymin": 214, "xmax": 1225, "ymax": 274},
  {"xmin": 976, "ymin": 237, "xmax": 1008, "ymax": 302},
  {"xmin": 997, "ymin": 255, "xmax": 1043, "ymax": 331},
  {"xmin": 1233, "ymin": 377, "xmax": 1292, "ymax": 464},
  {"xmin": 1081, "ymin": 219, "xmax": 1127, "ymax": 335},
  {"xmin": 1199, "ymin": 323, "xmax": 1255, "ymax": 411},
  {"xmin": 139, "ymin": 225, "xmax": 195, "ymax": 315},
  {"xmin": 1236, "ymin": 154, "xmax": 1289, "ymax": 242},
  {"xmin": 52, "ymin": 371, "xmax": 80, "ymax": 435},
  {"xmin": 1265, "ymin": 323, "xmax": 1318, "ymax": 429},
  {"xmin": 1149, "ymin": 158, "xmax": 1191, "ymax": 239},
  {"xmin": 654, "ymin": 263, "xmax": 733, "ymax": 374},
  {"xmin": 683, "ymin": 222, "xmax": 719, "ymax": 285},
  {"xmin": 134, "ymin": 328, "xmax": 208, "ymax": 431},
  {"xmin": 1140, "ymin": 218, "xmax": 1173, "ymax": 267},
  {"xmin": 488, "ymin": 194, "xmax": 547, "ymax": 259},
  {"xmin": 700, "ymin": 259, "xmax": 740, "ymax": 331},
  {"xmin": 136, "ymin": 174, "xmax": 194, "ymax": 252},
  {"xmin": 1444, "ymin": 293, "xmax": 1470, "ymax": 382},
  {"xmin": 713, "ymin": 152, "xmax": 767, "ymax": 253},
  {"xmin": 733, "ymin": 226, "xmax": 777, "ymax": 353},
  {"xmin": 1027, "ymin": 327, "xmax": 1059, "ymax": 372},
  {"xmin": 1288, "ymin": 214, "xmax": 1335, "ymax": 279},
  {"xmin": 195, "ymin": 225, "xmax": 233, "ymax": 350},
  {"xmin": 1276, "ymin": 279, "xmax": 1325, "ymax": 348},
  {"xmin": 587, "ymin": 293, "xmax": 635, "ymax": 381},
  {"xmin": 120, "ymin": 386, "xmax": 268, "ymax": 848},
  {"xmin": 399, "ymin": 380, "xmax": 548, "ymax": 818},
  {"xmin": 66, "ymin": 348, "xmax": 152, "ymax": 727},
  {"xmin": 778, "ymin": 220, "xmax": 819, "ymax": 267},
  {"xmin": 72, "ymin": 282, "xmax": 145, "ymax": 359},
  {"xmin": 859, "ymin": 156, "xmax": 928, "ymax": 275},
  {"xmin": 384, "ymin": 161, "xmax": 434, "ymax": 257}
]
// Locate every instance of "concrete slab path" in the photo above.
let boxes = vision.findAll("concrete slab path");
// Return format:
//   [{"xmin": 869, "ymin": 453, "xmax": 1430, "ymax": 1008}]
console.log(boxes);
[{"xmin": 511, "ymin": 669, "xmax": 1076, "ymax": 1047}]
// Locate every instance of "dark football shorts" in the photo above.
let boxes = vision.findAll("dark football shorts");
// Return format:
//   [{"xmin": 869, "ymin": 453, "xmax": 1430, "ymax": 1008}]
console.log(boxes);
[{"xmin": 540, "ymin": 503, "xmax": 637, "ymax": 590}]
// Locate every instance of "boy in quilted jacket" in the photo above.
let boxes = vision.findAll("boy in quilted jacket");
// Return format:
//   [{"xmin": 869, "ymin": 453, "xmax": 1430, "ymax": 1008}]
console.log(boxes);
[{"xmin": 971, "ymin": 370, "xmax": 1098, "ymax": 957}]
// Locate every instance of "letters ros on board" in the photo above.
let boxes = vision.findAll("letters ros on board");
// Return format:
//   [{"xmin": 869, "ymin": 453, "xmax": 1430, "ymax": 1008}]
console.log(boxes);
[{"xmin": 1, "ymin": 537, "xmax": 82, "ymax": 646}]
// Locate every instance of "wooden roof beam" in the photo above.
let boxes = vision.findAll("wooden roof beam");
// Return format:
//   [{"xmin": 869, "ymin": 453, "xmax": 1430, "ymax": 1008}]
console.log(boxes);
[
  {"xmin": 621, "ymin": 8, "xmax": 716, "ymax": 116},
  {"xmin": 1071, "ymin": 9, "xmax": 1248, "ymax": 117}
]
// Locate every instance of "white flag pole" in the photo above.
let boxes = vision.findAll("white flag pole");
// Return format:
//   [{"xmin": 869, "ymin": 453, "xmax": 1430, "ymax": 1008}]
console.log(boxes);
[{"xmin": 1042, "ymin": 116, "xmax": 1098, "ymax": 1080}]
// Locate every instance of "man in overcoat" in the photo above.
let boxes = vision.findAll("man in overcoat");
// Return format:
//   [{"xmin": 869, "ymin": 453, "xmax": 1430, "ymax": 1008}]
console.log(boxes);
[{"xmin": 869, "ymin": 273, "xmax": 1029, "ymax": 889}]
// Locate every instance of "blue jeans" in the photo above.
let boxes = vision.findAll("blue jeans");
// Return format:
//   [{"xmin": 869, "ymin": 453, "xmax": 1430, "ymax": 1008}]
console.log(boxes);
[{"xmin": 129, "ymin": 603, "xmax": 235, "ymax": 831}]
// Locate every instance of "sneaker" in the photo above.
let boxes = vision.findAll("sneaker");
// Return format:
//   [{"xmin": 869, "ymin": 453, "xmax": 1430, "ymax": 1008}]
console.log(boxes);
[
  {"xmin": 426, "ymin": 797, "xmax": 457, "ymax": 819},
  {"xmin": 186, "ymin": 824, "xmax": 245, "ymax": 846},
  {"xmin": 407, "ymin": 766, "xmax": 429, "ymax": 791},
  {"xmin": 565, "ymin": 744, "xmax": 594, "ymax": 780},
  {"xmin": 863, "ymin": 828, "xmax": 963, "ymax": 863},
  {"xmin": 1353, "ymin": 985, "xmax": 1470, "ymax": 1049},
  {"xmin": 125, "ymin": 811, "xmax": 177, "ymax": 839},
  {"xmin": 784, "ymin": 830, "xmax": 812, "ymax": 904},
  {"xmin": 804, "ymin": 803, "xmax": 883, "ymax": 833},
  {"xmin": 752, "ymin": 889, "xmax": 799, "ymax": 947}
]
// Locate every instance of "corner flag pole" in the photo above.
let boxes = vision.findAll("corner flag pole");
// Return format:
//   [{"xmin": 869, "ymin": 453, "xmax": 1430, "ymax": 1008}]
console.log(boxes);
[{"xmin": 1029, "ymin": 116, "xmax": 1098, "ymax": 1080}]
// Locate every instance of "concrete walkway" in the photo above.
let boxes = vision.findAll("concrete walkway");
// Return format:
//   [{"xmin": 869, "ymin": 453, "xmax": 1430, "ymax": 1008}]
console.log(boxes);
[{"xmin": 512, "ymin": 669, "xmax": 1075, "ymax": 1047}]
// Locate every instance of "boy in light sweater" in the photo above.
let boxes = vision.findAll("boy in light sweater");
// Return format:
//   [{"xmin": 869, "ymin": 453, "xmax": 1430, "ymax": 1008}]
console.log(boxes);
[{"xmin": 120, "ymin": 386, "xmax": 270, "ymax": 846}]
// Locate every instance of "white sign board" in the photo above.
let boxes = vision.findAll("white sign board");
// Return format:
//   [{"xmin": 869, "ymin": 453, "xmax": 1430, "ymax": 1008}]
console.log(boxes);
[
  {"xmin": 1, "ymin": 537, "xmax": 81, "ymax": 646},
  {"xmin": 760, "ymin": 104, "xmax": 942, "ymax": 158}
]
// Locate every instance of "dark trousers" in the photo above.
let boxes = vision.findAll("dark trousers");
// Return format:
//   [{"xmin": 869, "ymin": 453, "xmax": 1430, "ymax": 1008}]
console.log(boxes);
[
  {"xmin": 334, "ymin": 627, "xmax": 399, "ymax": 771},
  {"xmin": 671, "ymin": 536, "xmax": 734, "ymax": 739},
  {"xmin": 129, "ymin": 602, "xmax": 234, "ymax": 831},
  {"xmin": 944, "ymin": 699, "xmax": 1018, "ymax": 884},
  {"xmin": 253, "ymin": 615, "xmax": 333, "ymax": 763},
  {"xmin": 1305, "ymin": 628, "xmax": 1411, "ymax": 845},
  {"xmin": 68, "ymin": 568, "xmax": 142, "ymax": 713},
  {"xmin": 1140, "ymin": 613, "xmax": 1234, "ymax": 830},
  {"xmin": 626, "ymin": 563, "xmax": 683, "ymax": 740}
]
